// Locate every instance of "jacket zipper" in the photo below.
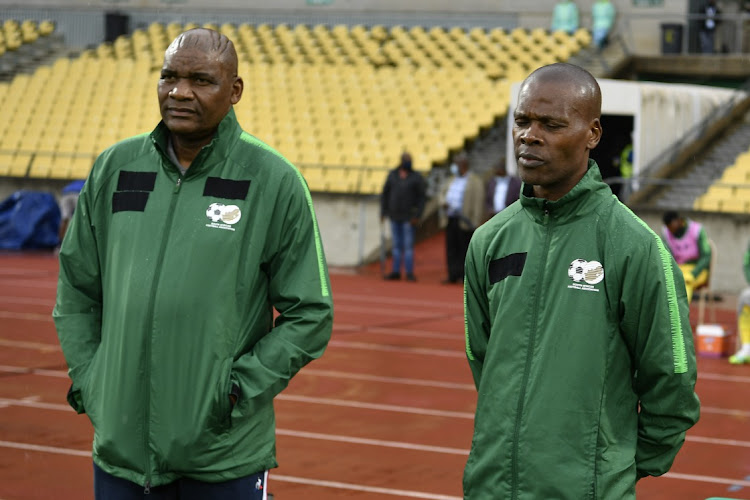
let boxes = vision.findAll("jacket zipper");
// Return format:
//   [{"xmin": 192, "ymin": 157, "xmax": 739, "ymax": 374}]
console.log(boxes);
[
  {"xmin": 511, "ymin": 204, "xmax": 551, "ymax": 499},
  {"xmin": 142, "ymin": 174, "xmax": 183, "ymax": 493}
]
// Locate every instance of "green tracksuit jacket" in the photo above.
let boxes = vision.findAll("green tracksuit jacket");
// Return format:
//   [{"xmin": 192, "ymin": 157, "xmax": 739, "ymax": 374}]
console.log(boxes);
[
  {"xmin": 463, "ymin": 163, "xmax": 699, "ymax": 499},
  {"xmin": 53, "ymin": 109, "xmax": 334, "ymax": 489}
]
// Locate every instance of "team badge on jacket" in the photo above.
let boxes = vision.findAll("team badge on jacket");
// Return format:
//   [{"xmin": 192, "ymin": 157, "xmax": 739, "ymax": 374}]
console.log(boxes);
[
  {"xmin": 206, "ymin": 202, "xmax": 242, "ymax": 231},
  {"xmin": 567, "ymin": 258, "xmax": 604, "ymax": 292}
]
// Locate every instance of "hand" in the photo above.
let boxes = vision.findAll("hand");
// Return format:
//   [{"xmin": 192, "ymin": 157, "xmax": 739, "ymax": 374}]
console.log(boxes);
[
  {"xmin": 410, "ymin": 217, "xmax": 419, "ymax": 226},
  {"xmin": 229, "ymin": 393, "xmax": 237, "ymax": 407}
]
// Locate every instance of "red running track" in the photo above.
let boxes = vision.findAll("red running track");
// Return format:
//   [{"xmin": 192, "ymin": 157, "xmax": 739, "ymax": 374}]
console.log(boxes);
[{"xmin": 1, "ymin": 236, "xmax": 749, "ymax": 500}]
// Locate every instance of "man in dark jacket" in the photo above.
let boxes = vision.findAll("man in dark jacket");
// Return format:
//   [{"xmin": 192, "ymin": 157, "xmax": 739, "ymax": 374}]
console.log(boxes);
[
  {"xmin": 54, "ymin": 28, "xmax": 333, "ymax": 498},
  {"xmin": 463, "ymin": 63, "xmax": 699, "ymax": 499},
  {"xmin": 380, "ymin": 152, "xmax": 426, "ymax": 281},
  {"xmin": 484, "ymin": 157, "xmax": 521, "ymax": 219}
]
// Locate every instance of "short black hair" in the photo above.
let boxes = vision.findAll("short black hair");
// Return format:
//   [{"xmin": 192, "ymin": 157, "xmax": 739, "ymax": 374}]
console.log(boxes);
[{"xmin": 663, "ymin": 211, "xmax": 680, "ymax": 226}]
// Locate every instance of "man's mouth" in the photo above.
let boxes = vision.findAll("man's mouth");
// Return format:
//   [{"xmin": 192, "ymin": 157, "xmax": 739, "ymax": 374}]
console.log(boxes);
[
  {"xmin": 517, "ymin": 152, "xmax": 544, "ymax": 168},
  {"xmin": 167, "ymin": 107, "xmax": 196, "ymax": 117}
]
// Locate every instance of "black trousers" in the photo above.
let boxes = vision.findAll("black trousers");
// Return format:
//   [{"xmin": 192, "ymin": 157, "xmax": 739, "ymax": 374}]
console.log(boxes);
[
  {"xmin": 93, "ymin": 463, "xmax": 268, "ymax": 500},
  {"xmin": 445, "ymin": 216, "xmax": 473, "ymax": 282}
]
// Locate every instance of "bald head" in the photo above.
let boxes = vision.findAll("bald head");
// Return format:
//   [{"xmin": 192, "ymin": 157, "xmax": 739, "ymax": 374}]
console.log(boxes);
[
  {"xmin": 158, "ymin": 27, "xmax": 244, "ymax": 155},
  {"xmin": 512, "ymin": 63, "xmax": 603, "ymax": 201},
  {"xmin": 523, "ymin": 63, "xmax": 601, "ymax": 120},
  {"xmin": 166, "ymin": 28, "xmax": 238, "ymax": 78}
]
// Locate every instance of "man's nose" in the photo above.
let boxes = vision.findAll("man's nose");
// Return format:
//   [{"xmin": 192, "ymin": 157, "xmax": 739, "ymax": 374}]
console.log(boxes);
[
  {"xmin": 519, "ymin": 125, "xmax": 541, "ymax": 145},
  {"xmin": 168, "ymin": 80, "xmax": 193, "ymax": 99}
]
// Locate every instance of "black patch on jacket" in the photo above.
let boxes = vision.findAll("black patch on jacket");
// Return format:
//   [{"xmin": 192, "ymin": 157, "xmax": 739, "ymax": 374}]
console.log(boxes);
[
  {"xmin": 112, "ymin": 192, "xmax": 149, "ymax": 213},
  {"xmin": 116, "ymin": 171, "xmax": 157, "ymax": 192},
  {"xmin": 489, "ymin": 253, "xmax": 527, "ymax": 284},
  {"xmin": 203, "ymin": 177, "xmax": 251, "ymax": 200}
]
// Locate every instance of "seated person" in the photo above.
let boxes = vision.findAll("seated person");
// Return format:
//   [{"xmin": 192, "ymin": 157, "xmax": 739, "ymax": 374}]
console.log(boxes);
[
  {"xmin": 662, "ymin": 211, "xmax": 711, "ymax": 303},
  {"xmin": 730, "ymin": 239, "xmax": 750, "ymax": 364}
]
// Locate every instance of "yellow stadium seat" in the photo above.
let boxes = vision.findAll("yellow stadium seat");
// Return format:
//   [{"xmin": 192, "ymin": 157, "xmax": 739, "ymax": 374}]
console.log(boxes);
[
  {"xmin": 721, "ymin": 197, "xmax": 749, "ymax": 213},
  {"xmin": 0, "ymin": 152, "xmax": 14, "ymax": 176},
  {"xmin": 694, "ymin": 195, "xmax": 721, "ymax": 212},
  {"xmin": 10, "ymin": 153, "xmax": 31, "ymax": 177}
]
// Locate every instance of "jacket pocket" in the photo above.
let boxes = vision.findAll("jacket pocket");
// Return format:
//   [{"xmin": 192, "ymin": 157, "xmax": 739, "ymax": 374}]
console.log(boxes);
[
  {"xmin": 207, "ymin": 357, "xmax": 234, "ymax": 434},
  {"xmin": 78, "ymin": 351, "xmax": 102, "ymax": 428}
]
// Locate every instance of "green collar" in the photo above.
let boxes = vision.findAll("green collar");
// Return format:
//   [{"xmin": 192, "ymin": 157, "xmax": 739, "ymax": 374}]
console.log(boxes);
[
  {"xmin": 520, "ymin": 160, "xmax": 612, "ymax": 223},
  {"xmin": 150, "ymin": 107, "xmax": 241, "ymax": 175}
]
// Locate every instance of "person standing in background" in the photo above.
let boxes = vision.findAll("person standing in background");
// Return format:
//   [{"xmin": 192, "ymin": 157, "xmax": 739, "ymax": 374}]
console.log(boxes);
[
  {"xmin": 699, "ymin": 0, "xmax": 721, "ymax": 53},
  {"xmin": 380, "ymin": 152, "xmax": 427, "ymax": 281},
  {"xmin": 592, "ymin": 0, "xmax": 616, "ymax": 49},
  {"xmin": 551, "ymin": 0, "xmax": 580, "ymax": 34},
  {"xmin": 441, "ymin": 151, "xmax": 484, "ymax": 284},
  {"xmin": 484, "ymin": 157, "xmax": 521, "ymax": 219}
]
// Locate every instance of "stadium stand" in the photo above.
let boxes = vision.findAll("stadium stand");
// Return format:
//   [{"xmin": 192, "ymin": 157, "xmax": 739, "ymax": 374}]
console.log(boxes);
[
  {"xmin": 0, "ymin": 20, "xmax": 593, "ymax": 193},
  {"xmin": 0, "ymin": 19, "xmax": 60, "ymax": 79}
]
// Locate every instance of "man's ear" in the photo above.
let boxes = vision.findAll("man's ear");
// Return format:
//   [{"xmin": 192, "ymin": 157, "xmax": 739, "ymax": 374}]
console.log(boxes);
[
  {"xmin": 231, "ymin": 76, "xmax": 244, "ymax": 105},
  {"xmin": 588, "ymin": 118, "xmax": 602, "ymax": 150}
]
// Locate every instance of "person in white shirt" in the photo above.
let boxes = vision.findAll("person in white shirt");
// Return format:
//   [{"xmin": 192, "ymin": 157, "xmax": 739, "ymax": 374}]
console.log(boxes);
[
  {"xmin": 441, "ymin": 152, "xmax": 485, "ymax": 284},
  {"xmin": 485, "ymin": 158, "xmax": 521, "ymax": 219}
]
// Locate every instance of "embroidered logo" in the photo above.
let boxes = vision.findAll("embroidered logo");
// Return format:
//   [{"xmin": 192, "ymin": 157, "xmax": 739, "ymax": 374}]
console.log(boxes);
[
  {"xmin": 255, "ymin": 477, "xmax": 263, "ymax": 490},
  {"xmin": 206, "ymin": 203, "xmax": 241, "ymax": 231},
  {"xmin": 567, "ymin": 258, "xmax": 604, "ymax": 292}
]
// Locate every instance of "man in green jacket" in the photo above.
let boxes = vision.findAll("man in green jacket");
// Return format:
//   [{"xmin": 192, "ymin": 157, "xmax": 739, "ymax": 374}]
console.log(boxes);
[
  {"xmin": 53, "ymin": 28, "xmax": 333, "ymax": 498},
  {"xmin": 463, "ymin": 63, "xmax": 699, "ymax": 499}
]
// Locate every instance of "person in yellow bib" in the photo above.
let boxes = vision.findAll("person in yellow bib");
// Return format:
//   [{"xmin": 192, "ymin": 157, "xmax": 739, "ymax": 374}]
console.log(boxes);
[
  {"xmin": 729, "ymin": 239, "xmax": 750, "ymax": 364},
  {"xmin": 662, "ymin": 211, "xmax": 711, "ymax": 303}
]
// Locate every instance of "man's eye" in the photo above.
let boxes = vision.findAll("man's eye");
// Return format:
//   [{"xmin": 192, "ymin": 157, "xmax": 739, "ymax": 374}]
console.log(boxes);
[
  {"xmin": 195, "ymin": 78, "xmax": 211, "ymax": 85},
  {"xmin": 161, "ymin": 75, "xmax": 176, "ymax": 82}
]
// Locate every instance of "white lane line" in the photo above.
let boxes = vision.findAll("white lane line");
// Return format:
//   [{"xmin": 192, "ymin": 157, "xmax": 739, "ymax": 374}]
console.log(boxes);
[
  {"xmin": 0, "ymin": 365, "xmax": 68, "ymax": 377},
  {"xmin": 0, "ymin": 338, "xmax": 60, "ymax": 352},
  {"xmin": 0, "ymin": 337, "xmax": 464, "ymax": 359},
  {"xmin": 7, "ymin": 398, "xmax": 750, "ymax": 452},
  {"xmin": 0, "ymin": 395, "xmax": 474, "ymax": 419},
  {"xmin": 0, "ymin": 440, "xmax": 462, "ymax": 500},
  {"xmin": 328, "ymin": 340, "xmax": 464, "ymax": 358},
  {"xmin": 272, "ymin": 474, "xmax": 462, "ymax": 500},
  {"xmin": 700, "ymin": 372, "xmax": 750, "ymax": 384},
  {"xmin": 333, "ymin": 292, "xmax": 462, "ymax": 311},
  {"xmin": 0, "ymin": 296, "xmax": 54, "ymax": 306},
  {"xmin": 0, "ymin": 365, "xmax": 475, "ymax": 391},
  {"xmin": 335, "ymin": 324, "xmax": 461, "ymax": 341},
  {"xmin": 0, "ymin": 279, "xmax": 56, "ymax": 289},
  {"xmin": 0, "ymin": 440, "xmax": 91, "ymax": 457},
  {"xmin": 276, "ymin": 429, "xmax": 469, "ymax": 455},
  {"xmin": 0, "ymin": 311, "xmax": 53, "ymax": 322},
  {"xmin": 303, "ymin": 368, "xmax": 475, "ymax": 391},
  {"xmin": 276, "ymin": 394, "xmax": 475, "ymax": 419},
  {"xmin": 664, "ymin": 471, "xmax": 750, "ymax": 488},
  {"xmin": 686, "ymin": 435, "xmax": 750, "ymax": 448},
  {"xmin": 0, "ymin": 398, "xmax": 71, "ymax": 411},
  {"xmin": 701, "ymin": 406, "xmax": 750, "ymax": 418},
  {"xmin": 334, "ymin": 304, "xmax": 460, "ymax": 319},
  {"xmin": 0, "ymin": 268, "xmax": 56, "ymax": 277}
]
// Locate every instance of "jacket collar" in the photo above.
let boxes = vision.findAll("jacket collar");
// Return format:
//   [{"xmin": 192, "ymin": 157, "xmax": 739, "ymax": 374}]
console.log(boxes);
[
  {"xmin": 150, "ymin": 107, "xmax": 241, "ymax": 176},
  {"xmin": 519, "ymin": 160, "xmax": 612, "ymax": 224}
]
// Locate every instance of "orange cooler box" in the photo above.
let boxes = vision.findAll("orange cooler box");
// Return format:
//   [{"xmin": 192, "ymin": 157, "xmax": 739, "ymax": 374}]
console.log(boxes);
[{"xmin": 696, "ymin": 324, "xmax": 734, "ymax": 357}]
